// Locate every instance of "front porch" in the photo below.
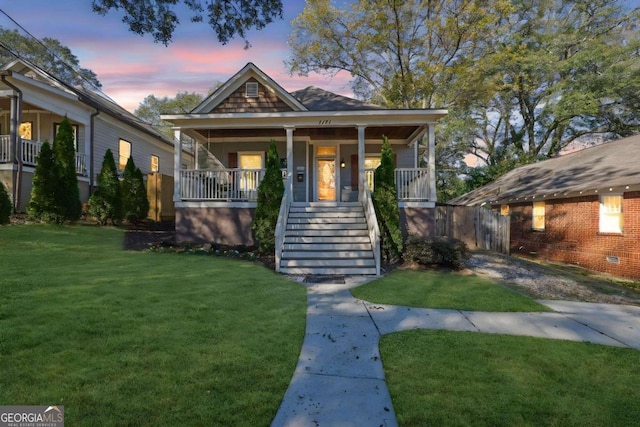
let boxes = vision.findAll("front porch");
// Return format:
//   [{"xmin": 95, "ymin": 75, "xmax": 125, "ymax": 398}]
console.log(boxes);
[
  {"xmin": 0, "ymin": 135, "xmax": 88, "ymax": 175},
  {"xmin": 162, "ymin": 62, "xmax": 448, "ymax": 276},
  {"xmin": 178, "ymin": 167, "xmax": 432, "ymax": 203}
]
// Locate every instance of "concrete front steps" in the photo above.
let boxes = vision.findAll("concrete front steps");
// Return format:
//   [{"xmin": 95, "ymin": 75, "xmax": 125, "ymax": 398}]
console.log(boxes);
[{"xmin": 279, "ymin": 202, "xmax": 378, "ymax": 276}]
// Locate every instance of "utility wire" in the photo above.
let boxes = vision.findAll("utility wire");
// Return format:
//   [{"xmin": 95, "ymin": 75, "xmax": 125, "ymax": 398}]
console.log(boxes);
[{"xmin": 0, "ymin": 8, "xmax": 175, "ymax": 134}]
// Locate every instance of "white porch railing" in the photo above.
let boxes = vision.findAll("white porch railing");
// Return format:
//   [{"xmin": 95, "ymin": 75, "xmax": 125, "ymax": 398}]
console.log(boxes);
[
  {"xmin": 395, "ymin": 168, "xmax": 430, "ymax": 201},
  {"xmin": 181, "ymin": 168, "xmax": 264, "ymax": 201},
  {"xmin": 360, "ymin": 185, "xmax": 381, "ymax": 276},
  {"xmin": 75, "ymin": 153, "xmax": 87, "ymax": 176},
  {"xmin": 365, "ymin": 168, "xmax": 431, "ymax": 201},
  {"xmin": 21, "ymin": 139, "xmax": 42, "ymax": 166},
  {"xmin": 0, "ymin": 135, "xmax": 9, "ymax": 162},
  {"xmin": 0, "ymin": 136, "xmax": 87, "ymax": 176}
]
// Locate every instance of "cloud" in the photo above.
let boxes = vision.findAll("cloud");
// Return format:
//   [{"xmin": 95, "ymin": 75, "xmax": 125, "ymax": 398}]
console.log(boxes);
[{"xmin": 3, "ymin": 0, "xmax": 355, "ymax": 112}]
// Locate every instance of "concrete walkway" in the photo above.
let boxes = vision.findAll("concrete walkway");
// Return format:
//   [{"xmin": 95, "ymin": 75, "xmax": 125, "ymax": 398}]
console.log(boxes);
[{"xmin": 271, "ymin": 278, "xmax": 640, "ymax": 427}]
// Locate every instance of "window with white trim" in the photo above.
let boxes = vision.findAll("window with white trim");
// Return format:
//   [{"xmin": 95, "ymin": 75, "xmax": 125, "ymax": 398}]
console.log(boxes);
[
  {"xmin": 239, "ymin": 152, "xmax": 264, "ymax": 191},
  {"xmin": 151, "ymin": 155, "xmax": 159, "ymax": 173},
  {"xmin": 119, "ymin": 139, "xmax": 131, "ymax": 170},
  {"xmin": 532, "ymin": 201, "xmax": 545, "ymax": 230},
  {"xmin": 600, "ymin": 195, "xmax": 623, "ymax": 233}
]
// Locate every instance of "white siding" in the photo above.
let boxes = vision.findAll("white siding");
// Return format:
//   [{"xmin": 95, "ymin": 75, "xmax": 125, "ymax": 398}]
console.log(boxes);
[{"xmin": 92, "ymin": 114, "xmax": 175, "ymax": 180}]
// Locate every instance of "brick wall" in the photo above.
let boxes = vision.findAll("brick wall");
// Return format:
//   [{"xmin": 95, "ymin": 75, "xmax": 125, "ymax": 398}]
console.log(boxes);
[{"xmin": 508, "ymin": 192, "xmax": 640, "ymax": 280}]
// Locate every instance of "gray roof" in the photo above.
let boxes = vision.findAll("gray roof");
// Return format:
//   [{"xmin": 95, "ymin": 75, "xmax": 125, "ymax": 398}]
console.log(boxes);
[
  {"xmin": 290, "ymin": 86, "xmax": 382, "ymax": 111},
  {"xmin": 451, "ymin": 133, "xmax": 640, "ymax": 206},
  {"xmin": 3, "ymin": 59, "xmax": 174, "ymax": 147}
]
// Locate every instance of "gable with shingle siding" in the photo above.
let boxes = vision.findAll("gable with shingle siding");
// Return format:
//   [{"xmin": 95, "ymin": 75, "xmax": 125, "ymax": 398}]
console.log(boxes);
[{"xmin": 211, "ymin": 78, "xmax": 294, "ymax": 113}]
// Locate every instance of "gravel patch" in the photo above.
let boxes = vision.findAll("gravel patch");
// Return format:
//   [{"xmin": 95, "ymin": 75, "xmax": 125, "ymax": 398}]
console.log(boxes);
[{"xmin": 466, "ymin": 251, "xmax": 640, "ymax": 306}]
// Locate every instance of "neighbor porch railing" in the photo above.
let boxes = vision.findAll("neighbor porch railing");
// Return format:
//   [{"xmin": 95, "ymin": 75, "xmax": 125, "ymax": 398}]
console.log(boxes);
[
  {"xmin": 0, "ymin": 135, "xmax": 9, "ymax": 162},
  {"xmin": 365, "ymin": 168, "xmax": 431, "ymax": 201},
  {"xmin": 0, "ymin": 135, "xmax": 88, "ymax": 176},
  {"xmin": 180, "ymin": 168, "xmax": 265, "ymax": 201}
]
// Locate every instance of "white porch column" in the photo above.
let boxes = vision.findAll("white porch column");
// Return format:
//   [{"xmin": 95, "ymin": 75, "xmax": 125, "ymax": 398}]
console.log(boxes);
[
  {"xmin": 414, "ymin": 137, "xmax": 419, "ymax": 168},
  {"xmin": 428, "ymin": 123, "xmax": 436, "ymax": 202},
  {"xmin": 357, "ymin": 125, "xmax": 366, "ymax": 191},
  {"xmin": 173, "ymin": 129, "xmax": 182, "ymax": 202},
  {"xmin": 285, "ymin": 126, "xmax": 294, "ymax": 195}
]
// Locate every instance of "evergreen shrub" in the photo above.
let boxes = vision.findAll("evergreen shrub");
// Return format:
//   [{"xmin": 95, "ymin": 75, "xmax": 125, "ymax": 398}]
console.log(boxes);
[
  {"xmin": 0, "ymin": 181, "xmax": 11, "ymax": 224},
  {"xmin": 252, "ymin": 140, "xmax": 284, "ymax": 254},
  {"xmin": 89, "ymin": 149, "xmax": 123, "ymax": 225},
  {"xmin": 27, "ymin": 141, "xmax": 59, "ymax": 222},
  {"xmin": 121, "ymin": 157, "xmax": 149, "ymax": 222},
  {"xmin": 404, "ymin": 235, "xmax": 469, "ymax": 270},
  {"xmin": 373, "ymin": 135, "xmax": 403, "ymax": 264}
]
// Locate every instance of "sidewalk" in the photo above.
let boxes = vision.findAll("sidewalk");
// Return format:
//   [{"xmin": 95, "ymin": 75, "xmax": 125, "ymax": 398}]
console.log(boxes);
[{"xmin": 271, "ymin": 278, "xmax": 640, "ymax": 427}]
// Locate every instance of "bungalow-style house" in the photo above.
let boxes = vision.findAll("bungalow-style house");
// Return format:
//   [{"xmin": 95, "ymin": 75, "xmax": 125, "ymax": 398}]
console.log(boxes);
[
  {"xmin": 0, "ymin": 58, "xmax": 186, "ymax": 213},
  {"xmin": 162, "ymin": 63, "xmax": 447, "ymax": 275},
  {"xmin": 451, "ymin": 135, "xmax": 640, "ymax": 281}
]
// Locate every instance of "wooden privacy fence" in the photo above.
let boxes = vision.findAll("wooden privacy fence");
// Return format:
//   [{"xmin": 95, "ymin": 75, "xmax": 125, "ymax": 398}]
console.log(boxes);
[{"xmin": 435, "ymin": 205, "xmax": 510, "ymax": 255}]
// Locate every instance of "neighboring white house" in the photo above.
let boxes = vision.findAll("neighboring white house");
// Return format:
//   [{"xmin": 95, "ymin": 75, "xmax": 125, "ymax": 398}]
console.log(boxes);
[{"xmin": 0, "ymin": 58, "xmax": 192, "ymax": 212}]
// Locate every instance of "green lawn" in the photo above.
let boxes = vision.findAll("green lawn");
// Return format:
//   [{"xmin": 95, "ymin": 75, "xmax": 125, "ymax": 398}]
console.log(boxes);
[
  {"xmin": 351, "ymin": 269, "xmax": 549, "ymax": 312},
  {"xmin": 381, "ymin": 330, "xmax": 640, "ymax": 426},
  {"xmin": 0, "ymin": 224, "xmax": 306, "ymax": 426}
]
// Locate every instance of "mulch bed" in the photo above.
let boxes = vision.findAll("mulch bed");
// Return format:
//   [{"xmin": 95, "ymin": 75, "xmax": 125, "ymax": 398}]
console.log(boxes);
[{"xmin": 123, "ymin": 221, "xmax": 176, "ymax": 251}]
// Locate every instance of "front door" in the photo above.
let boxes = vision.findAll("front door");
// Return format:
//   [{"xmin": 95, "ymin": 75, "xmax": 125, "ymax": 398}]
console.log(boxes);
[{"xmin": 315, "ymin": 146, "xmax": 337, "ymax": 201}]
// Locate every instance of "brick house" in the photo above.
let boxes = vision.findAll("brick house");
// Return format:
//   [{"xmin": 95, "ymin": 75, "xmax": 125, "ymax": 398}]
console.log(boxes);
[{"xmin": 452, "ymin": 134, "xmax": 640, "ymax": 281}]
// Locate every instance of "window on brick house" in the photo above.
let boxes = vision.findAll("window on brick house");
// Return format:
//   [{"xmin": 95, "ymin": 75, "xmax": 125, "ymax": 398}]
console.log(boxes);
[
  {"xmin": 532, "ymin": 201, "xmax": 545, "ymax": 230},
  {"xmin": 600, "ymin": 195, "xmax": 623, "ymax": 233}
]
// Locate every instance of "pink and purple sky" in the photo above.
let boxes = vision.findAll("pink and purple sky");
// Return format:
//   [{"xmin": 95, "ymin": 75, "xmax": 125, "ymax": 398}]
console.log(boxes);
[{"xmin": 1, "ymin": 1, "xmax": 354, "ymax": 112}]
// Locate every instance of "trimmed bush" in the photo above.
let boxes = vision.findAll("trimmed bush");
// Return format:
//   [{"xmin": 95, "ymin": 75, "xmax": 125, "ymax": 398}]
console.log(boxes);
[
  {"xmin": 0, "ymin": 181, "xmax": 11, "ymax": 224},
  {"xmin": 27, "ymin": 117, "xmax": 81, "ymax": 223},
  {"xmin": 121, "ymin": 157, "xmax": 150, "ymax": 223},
  {"xmin": 89, "ymin": 149, "xmax": 123, "ymax": 225},
  {"xmin": 27, "ymin": 141, "xmax": 59, "ymax": 222},
  {"xmin": 252, "ymin": 140, "xmax": 284, "ymax": 254},
  {"xmin": 53, "ymin": 117, "xmax": 81, "ymax": 221},
  {"xmin": 373, "ymin": 135, "xmax": 403, "ymax": 264},
  {"xmin": 404, "ymin": 235, "xmax": 469, "ymax": 270}
]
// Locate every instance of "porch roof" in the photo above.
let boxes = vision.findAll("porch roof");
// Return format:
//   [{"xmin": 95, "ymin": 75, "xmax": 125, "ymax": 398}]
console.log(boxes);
[{"xmin": 162, "ymin": 109, "xmax": 448, "ymax": 144}]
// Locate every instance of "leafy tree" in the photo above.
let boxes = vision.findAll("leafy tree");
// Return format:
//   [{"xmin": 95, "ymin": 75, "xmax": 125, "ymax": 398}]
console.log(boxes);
[
  {"xmin": 92, "ymin": 0, "xmax": 284, "ymax": 46},
  {"xmin": 252, "ymin": 140, "xmax": 284, "ymax": 254},
  {"xmin": 288, "ymin": 0, "xmax": 505, "ymax": 108},
  {"xmin": 0, "ymin": 181, "xmax": 12, "ymax": 225},
  {"xmin": 0, "ymin": 28, "xmax": 101, "ymax": 88},
  {"xmin": 373, "ymin": 136, "xmax": 403, "ymax": 264},
  {"xmin": 464, "ymin": 0, "xmax": 640, "ymax": 169},
  {"xmin": 288, "ymin": 0, "xmax": 640, "ymax": 198},
  {"xmin": 134, "ymin": 91, "xmax": 205, "ymax": 139},
  {"xmin": 89, "ymin": 149, "xmax": 123, "ymax": 225},
  {"xmin": 121, "ymin": 157, "xmax": 149, "ymax": 223},
  {"xmin": 52, "ymin": 118, "xmax": 82, "ymax": 222}
]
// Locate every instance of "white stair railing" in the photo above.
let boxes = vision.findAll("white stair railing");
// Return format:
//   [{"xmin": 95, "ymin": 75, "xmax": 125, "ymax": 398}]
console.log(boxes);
[
  {"xmin": 360, "ymin": 186, "xmax": 381, "ymax": 276},
  {"xmin": 274, "ymin": 175, "xmax": 292, "ymax": 272}
]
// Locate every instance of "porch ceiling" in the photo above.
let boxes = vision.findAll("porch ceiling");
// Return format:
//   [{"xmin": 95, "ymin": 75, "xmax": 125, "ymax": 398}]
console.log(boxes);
[{"xmin": 193, "ymin": 125, "xmax": 420, "ymax": 142}]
